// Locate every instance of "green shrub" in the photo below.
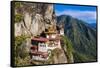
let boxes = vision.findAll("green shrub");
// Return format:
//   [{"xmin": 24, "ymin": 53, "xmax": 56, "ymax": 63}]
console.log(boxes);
[
  {"xmin": 15, "ymin": 35, "xmax": 30, "ymax": 53},
  {"xmin": 61, "ymin": 35, "xmax": 74, "ymax": 63},
  {"xmin": 15, "ymin": 13, "xmax": 23, "ymax": 23},
  {"xmin": 14, "ymin": 35, "xmax": 31, "ymax": 66},
  {"xmin": 45, "ymin": 48, "xmax": 62, "ymax": 64},
  {"xmin": 15, "ymin": 56, "xmax": 31, "ymax": 66},
  {"xmin": 15, "ymin": 2, "xmax": 22, "ymax": 9},
  {"xmin": 73, "ymin": 51, "xmax": 89, "ymax": 62}
]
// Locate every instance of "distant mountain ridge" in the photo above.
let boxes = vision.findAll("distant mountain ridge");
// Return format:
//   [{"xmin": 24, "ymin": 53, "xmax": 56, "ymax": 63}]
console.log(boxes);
[{"xmin": 57, "ymin": 15, "xmax": 97, "ymax": 62}]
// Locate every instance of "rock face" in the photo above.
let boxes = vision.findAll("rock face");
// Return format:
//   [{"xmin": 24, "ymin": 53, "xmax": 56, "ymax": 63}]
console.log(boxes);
[
  {"xmin": 15, "ymin": 2, "xmax": 56, "ymax": 36},
  {"xmin": 14, "ymin": 2, "xmax": 74, "ymax": 66}
]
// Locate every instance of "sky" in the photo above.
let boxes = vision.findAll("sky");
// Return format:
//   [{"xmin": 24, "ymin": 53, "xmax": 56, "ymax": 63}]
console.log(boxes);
[{"xmin": 54, "ymin": 4, "xmax": 97, "ymax": 24}]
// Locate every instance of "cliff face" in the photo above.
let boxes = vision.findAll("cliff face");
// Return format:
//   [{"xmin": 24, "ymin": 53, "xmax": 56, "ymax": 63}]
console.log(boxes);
[
  {"xmin": 14, "ymin": 2, "xmax": 74, "ymax": 66},
  {"xmin": 15, "ymin": 2, "xmax": 56, "ymax": 36}
]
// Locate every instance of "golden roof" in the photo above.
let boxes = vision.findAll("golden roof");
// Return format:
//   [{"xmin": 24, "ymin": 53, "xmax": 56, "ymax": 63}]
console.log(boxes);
[
  {"xmin": 45, "ymin": 31, "xmax": 57, "ymax": 34},
  {"xmin": 45, "ymin": 25, "xmax": 57, "ymax": 34}
]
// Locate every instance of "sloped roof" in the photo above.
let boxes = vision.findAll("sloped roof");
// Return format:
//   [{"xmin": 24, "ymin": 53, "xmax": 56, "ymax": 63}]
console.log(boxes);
[{"xmin": 32, "ymin": 37, "xmax": 48, "ymax": 42}]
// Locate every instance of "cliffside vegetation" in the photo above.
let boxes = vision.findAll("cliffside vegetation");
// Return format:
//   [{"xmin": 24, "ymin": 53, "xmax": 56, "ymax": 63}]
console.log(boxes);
[
  {"xmin": 15, "ymin": 2, "xmax": 23, "ymax": 23},
  {"xmin": 15, "ymin": 13, "xmax": 23, "ymax": 23},
  {"xmin": 14, "ymin": 35, "xmax": 31, "ymax": 66},
  {"xmin": 61, "ymin": 36, "xmax": 74, "ymax": 63}
]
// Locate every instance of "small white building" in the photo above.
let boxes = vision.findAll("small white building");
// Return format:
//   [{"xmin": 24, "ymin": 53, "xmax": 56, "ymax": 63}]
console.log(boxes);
[{"xmin": 60, "ymin": 28, "xmax": 64, "ymax": 36}]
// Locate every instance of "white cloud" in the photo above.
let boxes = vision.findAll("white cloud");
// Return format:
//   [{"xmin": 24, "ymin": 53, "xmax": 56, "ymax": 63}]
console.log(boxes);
[{"xmin": 56, "ymin": 10, "xmax": 96, "ymax": 23}]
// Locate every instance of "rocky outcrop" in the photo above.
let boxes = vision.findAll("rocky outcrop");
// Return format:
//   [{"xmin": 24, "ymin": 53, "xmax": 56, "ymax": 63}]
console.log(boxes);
[
  {"xmin": 14, "ymin": 2, "xmax": 74, "ymax": 66},
  {"xmin": 15, "ymin": 2, "xmax": 56, "ymax": 37}
]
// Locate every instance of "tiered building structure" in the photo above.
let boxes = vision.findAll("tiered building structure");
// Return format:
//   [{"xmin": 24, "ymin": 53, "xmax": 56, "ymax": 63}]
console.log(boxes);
[{"xmin": 30, "ymin": 24, "xmax": 64, "ymax": 61}]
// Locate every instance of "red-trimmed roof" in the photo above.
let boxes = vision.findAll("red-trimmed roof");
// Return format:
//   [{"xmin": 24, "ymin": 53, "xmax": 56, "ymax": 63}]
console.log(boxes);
[
  {"xmin": 32, "ymin": 37, "xmax": 48, "ymax": 42},
  {"xmin": 31, "ymin": 51, "xmax": 48, "ymax": 57},
  {"xmin": 31, "ymin": 46, "xmax": 38, "ymax": 49}
]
